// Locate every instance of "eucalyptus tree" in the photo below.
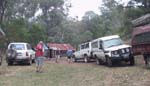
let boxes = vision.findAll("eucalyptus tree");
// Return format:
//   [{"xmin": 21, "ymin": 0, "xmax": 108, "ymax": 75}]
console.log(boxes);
[
  {"xmin": 0, "ymin": 0, "xmax": 7, "ymax": 23},
  {"xmin": 126, "ymin": 0, "xmax": 150, "ymax": 20},
  {"xmin": 36, "ymin": 0, "xmax": 68, "ymax": 42}
]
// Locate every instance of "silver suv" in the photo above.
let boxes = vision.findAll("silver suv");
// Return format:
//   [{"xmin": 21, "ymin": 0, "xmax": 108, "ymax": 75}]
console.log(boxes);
[
  {"xmin": 72, "ymin": 42, "xmax": 94, "ymax": 63},
  {"xmin": 91, "ymin": 35, "xmax": 134, "ymax": 66},
  {"xmin": 6, "ymin": 42, "xmax": 35, "ymax": 65}
]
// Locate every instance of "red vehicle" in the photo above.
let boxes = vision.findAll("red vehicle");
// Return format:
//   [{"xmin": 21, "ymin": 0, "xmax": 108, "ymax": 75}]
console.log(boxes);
[{"xmin": 132, "ymin": 25, "xmax": 150, "ymax": 66}]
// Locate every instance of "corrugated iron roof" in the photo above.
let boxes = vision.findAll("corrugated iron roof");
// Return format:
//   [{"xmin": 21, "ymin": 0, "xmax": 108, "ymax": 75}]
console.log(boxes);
[
  {"xmin": 48, "ymin": 43, "xmax": 75, "ymax": 50},
  {"xmin": 133, "ymin": 25, "xmax": 150, "ymax": 36},
  {"xmin": 132, "ymin": 14, "xmax": 150, "ymax": 27}
]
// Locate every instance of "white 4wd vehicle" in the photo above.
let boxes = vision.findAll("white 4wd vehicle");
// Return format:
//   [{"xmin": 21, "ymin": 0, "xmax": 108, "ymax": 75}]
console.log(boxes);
[
  {"xmin": 91, "ymin": 35, "xmax": 134, "ymax": 66},
  {"xmin": 72, "ymin": 42, "xmax": 94, "ymax": 63},
  {"xmin": 6, "ymin": 42, "xmax": 35, "ymax": 65}
]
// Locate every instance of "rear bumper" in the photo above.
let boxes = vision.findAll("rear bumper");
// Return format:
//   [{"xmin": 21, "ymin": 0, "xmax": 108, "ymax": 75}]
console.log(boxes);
[
  {"xmin": 15, "ymin": 58, "xmax": 30, "ymax": 62},
  {"xmin": 7, "ymin": 57, "xmax": 30, "ymax": 62}
]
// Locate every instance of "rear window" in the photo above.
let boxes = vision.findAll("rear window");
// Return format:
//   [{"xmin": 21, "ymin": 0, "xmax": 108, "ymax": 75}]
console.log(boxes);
[
  {"xmin": 80, "ymin": 43, "xmax": 89, "ymax": 49},
  {"xmin": 133, "ymin": 32, "xmax": 150, "ymax": 44},
  {"xmin": 10, "ymin": 44, "xmax": 25, "ymax": 50}
]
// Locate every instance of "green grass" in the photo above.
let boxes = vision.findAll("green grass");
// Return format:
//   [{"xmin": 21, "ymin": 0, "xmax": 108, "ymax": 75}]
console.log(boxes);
[{"xmin": 0, "ymin": 57, "xmax": 150, "ymax": 86}]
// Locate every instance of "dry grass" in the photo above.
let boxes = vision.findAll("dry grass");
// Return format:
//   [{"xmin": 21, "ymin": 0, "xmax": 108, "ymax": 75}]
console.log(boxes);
[{"xmin": 0, "ymin": 57, "xmax": 150, "ymax": 86}]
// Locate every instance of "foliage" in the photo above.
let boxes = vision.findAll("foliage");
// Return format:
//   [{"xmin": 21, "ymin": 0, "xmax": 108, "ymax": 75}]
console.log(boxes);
[
  {"xmin": 0, "ymin": 0, "xmax": 150, "ymax": 49},
  {"xmin": 127, "ymin": 0, "xmax": 150, "ymax": 19},
  {"xmin": 0, "ymin": 0, "xmax": 69, "ymax": 48},
  {"xmin": 81, "ymin": 0, "xmax": 130, "ymax": 40},
  {"xmin": 80, "ymin": 0, "xmax": 150, "ymax": 41}
]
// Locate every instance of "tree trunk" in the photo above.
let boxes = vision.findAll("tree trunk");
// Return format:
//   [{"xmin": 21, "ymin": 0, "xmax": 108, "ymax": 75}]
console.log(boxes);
[{"xmin": 0, "ymin": 0, "xmax": 7, "ymax": 23}]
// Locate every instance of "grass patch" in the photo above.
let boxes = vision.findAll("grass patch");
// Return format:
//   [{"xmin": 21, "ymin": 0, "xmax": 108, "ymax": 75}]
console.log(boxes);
[{"xmin": 0, "ymin": 57, "xmax": 150, "ymax": 86}]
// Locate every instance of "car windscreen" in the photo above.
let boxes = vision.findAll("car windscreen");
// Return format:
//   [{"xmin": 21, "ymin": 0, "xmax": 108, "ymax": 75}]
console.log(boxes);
[
  {"xmin": 10, "ymin": 44, "xmax": 25, "ymax": 50},
  {"xmin": 103, "ymin": 38, "xmax": 123, "ymax": 48}
]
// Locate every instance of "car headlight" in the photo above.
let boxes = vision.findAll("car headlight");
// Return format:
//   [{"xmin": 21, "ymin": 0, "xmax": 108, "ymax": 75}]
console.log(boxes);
[
  {"xmin": 111, "ymin": 51, "xmax": 120, "ymax": 57},
  {"xmin": 126, "ymin": 48, "xmax": 130, "ymax": 53},
  {"xmin": 121, "ymin": 49, "xmax": 125, "ymax": 53},
  {"xmin": 112, "ymin": 51, "xmax": 119, "ymax": 55}
]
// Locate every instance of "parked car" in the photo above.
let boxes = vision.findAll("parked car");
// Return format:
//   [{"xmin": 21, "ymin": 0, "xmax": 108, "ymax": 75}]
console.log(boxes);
[
  {"xmin": 72, "ymin": 42, "xmax": 94, "ymax": 63},
  {"xmin": 91, "ymin": 35, "xmax": 134, "ymax": 66},
  {"xmin": 6, "ymin": 42, "xmax": 35, "ymax": 65},
  {"xmin": 132, "ymin": 25, "xmax": 150, "ymax": 67}
]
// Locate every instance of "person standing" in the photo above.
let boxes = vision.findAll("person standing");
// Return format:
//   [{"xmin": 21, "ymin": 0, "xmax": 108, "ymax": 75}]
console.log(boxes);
[
  {"xmin": 35, "ymin": 41, "xmax": 45, "ymax": 73},
  {"xmin": 66, "ymin": 49, "xmax": 73, "ymax": 63},
  {"xmin": 55, "ymin": 48, "xmax": 61, "ymax": 63}
]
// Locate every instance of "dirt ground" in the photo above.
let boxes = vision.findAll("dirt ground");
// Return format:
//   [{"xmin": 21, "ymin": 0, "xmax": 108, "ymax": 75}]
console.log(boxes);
[{"xmin": 0, "ymin": 56, "xmax": 150, "ymax": 86}]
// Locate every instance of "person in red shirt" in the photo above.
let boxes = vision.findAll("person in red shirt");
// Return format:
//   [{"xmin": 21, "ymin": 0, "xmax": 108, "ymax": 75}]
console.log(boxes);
[{"xmin": 35, "ymin": 41, "xmax": 45, "ymax": 73}]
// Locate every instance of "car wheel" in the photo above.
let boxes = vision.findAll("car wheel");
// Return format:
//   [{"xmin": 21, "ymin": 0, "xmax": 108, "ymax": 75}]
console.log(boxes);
[
  {"xmin": 129, "ymin": 56, "xmax": 135, "ymax": 66},
  {"xmin": 84, "ymin": 55, "xmax": 89, "ymax": 63},
  {"xmin": 106, "ymin": 57, "xmax": 112, "ymax": 67},
  {"xmin": 27, "ymin": 58, "xmax": 32, "ymax": 65},
  {"xmin": 96, "ymin": 58, "xmax": 100, "ymax": 65},
  {"xmin": 7, "ymin": 60, "xmax": 13, "ymax": 66},
  {"xmin": 72, "ymin": 55, "xmax": 76, "ymax": 62},
  {"xmin": 32, "ymin": 59, "xmax": 35, "ymax": 63},
  {"xmin": 145, "ymin": 57, "xmax": 150, "ymax": 68}
]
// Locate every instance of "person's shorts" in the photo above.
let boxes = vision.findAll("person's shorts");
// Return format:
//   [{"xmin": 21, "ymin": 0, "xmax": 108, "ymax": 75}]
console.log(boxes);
[
  {"xmin": 35, "ymin": 57, "xmax": 45, "ymax": 66},
  {"xmin": 67, "ymin": 56, "xmax": 71, "ymax": 59}
]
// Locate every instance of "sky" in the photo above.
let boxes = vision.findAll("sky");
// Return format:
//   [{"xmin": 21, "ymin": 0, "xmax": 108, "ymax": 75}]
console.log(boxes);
[
  {"xmin": 69, "ymin": 0, "xmax": 130, "ymax": 20},
  {"xmin": 69, "ymin": 0, "xmax": 101, "ymax": 20}
]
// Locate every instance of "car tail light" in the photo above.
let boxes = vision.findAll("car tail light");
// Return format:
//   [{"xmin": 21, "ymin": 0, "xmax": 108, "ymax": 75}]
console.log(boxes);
[{"xmin": 26, "ymin": 52, "xmax": 29, "ymax": 56}]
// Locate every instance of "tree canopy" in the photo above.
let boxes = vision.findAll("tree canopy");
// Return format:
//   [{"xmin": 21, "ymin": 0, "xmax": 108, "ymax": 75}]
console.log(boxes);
[{"xmin": 0, "ymin": 0, "xmax": 149, "ymax": 48}]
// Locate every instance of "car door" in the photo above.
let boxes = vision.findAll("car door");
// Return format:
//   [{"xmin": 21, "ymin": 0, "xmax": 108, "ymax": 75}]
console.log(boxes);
[
  {"xmin": 26, "ymin": 44, "xmax": 35, "ymax": 59},
  {"xmin": 96, "ymin": 41, "xmax": 105, "ymax": 61}
]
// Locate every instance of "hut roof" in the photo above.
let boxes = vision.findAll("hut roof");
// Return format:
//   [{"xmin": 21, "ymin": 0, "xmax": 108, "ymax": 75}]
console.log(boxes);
[
  {"xmin": 47, "ymin": 43, "xmax": 75, "ymax": 50},
  {"xmin": 132, "ymin": 14, "xmax": 150, "ymax": 27},
  {"xmin": 133, "ymin": 25, "xmax": 150, "ymax": 36}
]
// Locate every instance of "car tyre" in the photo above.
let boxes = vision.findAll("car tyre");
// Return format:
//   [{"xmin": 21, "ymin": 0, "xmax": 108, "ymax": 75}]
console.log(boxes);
[
  {"xmin": 129, "ymin": 55, "xmax": 135, "ymax": 66},
  {"xmin": 106, "ymin": 57, "xmax": 112, "ymax": 67},
  {"xmin": 84, "ymin": 55, "xmax": 89, "ymax": 63},
  {"xmin": 145, "ymin": 56, "xmax": 150, "ymax": 68},
  {"xmin": 96, "ymin": 58, "xmax": 100, "ymax": 65},
  {"xmin": 32, "ymin": 59, "xmax": 35, "ymax": 63},
  {"xmin": 27, "ymin": 58, "xmax": 32, "ymax": 65},
  {"xmin": 7, "ymin": 60, "xmax": 13, "ymax": 66},
  {"xmin": 72, "ymin": 57, "xmax": 76, "ymax": 63}
]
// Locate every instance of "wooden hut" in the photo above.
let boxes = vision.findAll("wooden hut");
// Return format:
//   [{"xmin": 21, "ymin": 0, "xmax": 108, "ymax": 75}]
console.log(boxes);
[{"xmin": 47, "ymin": 43, "xmax": 75, "ymax": 58}]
